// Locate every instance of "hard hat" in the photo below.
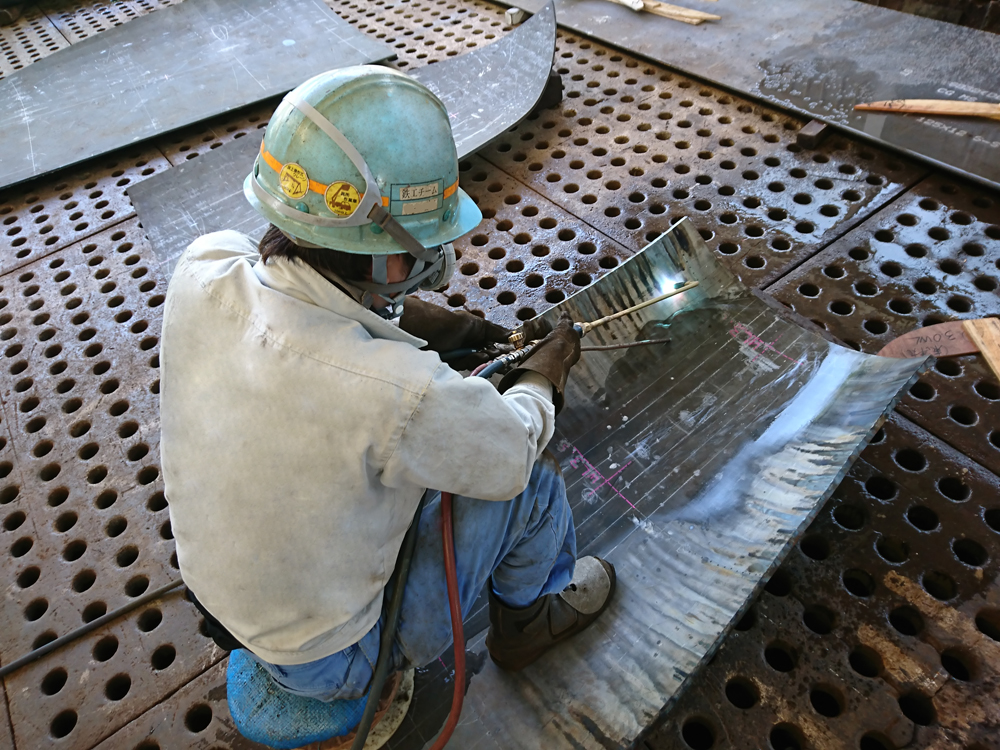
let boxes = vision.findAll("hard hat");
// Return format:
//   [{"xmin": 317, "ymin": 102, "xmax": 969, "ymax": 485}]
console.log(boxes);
[{"xmin": 244, "ymin": 65, "xmax": 481, "ymax": 314}]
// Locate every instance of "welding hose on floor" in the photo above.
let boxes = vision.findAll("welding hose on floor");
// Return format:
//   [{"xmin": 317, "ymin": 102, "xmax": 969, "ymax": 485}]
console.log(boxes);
[{"xmin": 351, "ymin": 488, "xmax": 464, "ymax": 750}]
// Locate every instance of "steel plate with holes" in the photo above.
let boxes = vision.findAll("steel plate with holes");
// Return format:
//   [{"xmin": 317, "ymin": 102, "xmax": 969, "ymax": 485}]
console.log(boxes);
[
  {"xmin": 512, "ymin": 0, "xmax": 1000, "ymax": 191},
  {"xmin": 766, "ymin": 174, "xmax": 1000, "ymax": 476},
  {"xmin": 439, "ymin": 219, "xmax": 926, "ymax": 748},
  {"xmin": 127, "ymin": 2, "xmax": 557, "ymax": 276},
  {"xmin": 0, "ymin": 0, "xmax": 392, "ymax": 190}
]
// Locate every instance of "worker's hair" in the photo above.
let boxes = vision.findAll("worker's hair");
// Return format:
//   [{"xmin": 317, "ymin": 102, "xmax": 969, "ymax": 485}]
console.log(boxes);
[{"xmin": 258, "ymin": 224, "xmax": 372, "ymax": 282}]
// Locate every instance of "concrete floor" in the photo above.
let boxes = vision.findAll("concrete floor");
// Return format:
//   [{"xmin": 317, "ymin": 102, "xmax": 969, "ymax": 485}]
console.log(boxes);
[{"xmin": 1, "ymin": 1, "xmax": 998, "ymax": 749}]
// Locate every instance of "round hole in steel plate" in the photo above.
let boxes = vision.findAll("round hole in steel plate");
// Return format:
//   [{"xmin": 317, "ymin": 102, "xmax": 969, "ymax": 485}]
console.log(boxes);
[
  {"xmin": 952, "ymin": 538, "xmax": 987, "ymax": 567},
  {"xmin": 769, "ymin": 723, "xmax": 804, "ymax": 750},
  {"xmin": 937, "ymin": 477, "xmax": 970, "ymax": 501},
  {"xmin": 763, "ymin": 641, "xmax": 797, "ymax": 672},
  {"xmin": 897, "ymin": 691, "xmax": 936, "ymax": 726},
  {"xmin": 50, "ymin": 709, "xmax": 77, "ymax": 739},
  {"xmin": 921, "ymin": 570, "xmax": 957, "ymax": 601},
  {"xmin": 875, "ymin": 536, "xmax": 909, "ymax": 564},
  {"xmin": 680, "ymin": 717, "xmax": 714, "ymax": 750},
  {"xmin": 848, "ymin": 644, "xmax": 882, "ymax": 677},
  {"xmin": 184, "ymin": 703, "xmax": 213, "ymax": 733},
  {"xmin": 889, "ymin": 605, "xmax": 923, "ymax": 636},
  {"xmin": 802, "ymin": 604, "xmax": 835, "ymax": 635},
  {"xmin": 724, "ymin": 677, "xmax": 758, "ymax": 709},
  {"xmin": 150, "ymin": 643, "xmax": 177, "ymax": 673},
  {"xmin": 842, "ymin": 568, "xmax": 875, "ymax": 597},
  {"xmin": 906, "ymin": 505, "xmax": 938, "ymax": 531},
  {"xmin": 832, "ymin": 503, "xmax": 865, "ymax": 530},
  {"xmin": 799, "ymin": 534, "xmax": 829, "ymax": 560}
]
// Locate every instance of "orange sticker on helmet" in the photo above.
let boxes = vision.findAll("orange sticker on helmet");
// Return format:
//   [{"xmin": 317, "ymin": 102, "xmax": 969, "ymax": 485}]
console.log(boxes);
[
  {"xmin": 278, "ymin": 163, "xmax": 309, "ymax": 200},
  {"xmin": 324, "ymin": 181, "xmax": 361, "ymax": 217}
]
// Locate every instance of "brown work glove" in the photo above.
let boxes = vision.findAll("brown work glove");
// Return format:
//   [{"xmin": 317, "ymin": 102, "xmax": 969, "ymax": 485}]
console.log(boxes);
[
  {"xmin": 498, "ymin": 313, "xmax": 581, "ymax": 413},
  {"xmin": 517, "ymin": 316, "xmax": 554, "ymax": 344},
  {"xmin": 399, "ymin": 296, "xmax": 511, "ymax": 369}
]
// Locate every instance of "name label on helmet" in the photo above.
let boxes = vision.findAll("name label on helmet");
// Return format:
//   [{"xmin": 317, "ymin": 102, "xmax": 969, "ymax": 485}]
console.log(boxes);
[
  {"xmin": 279, "ymin": 163, "xmax": 309, "ymax": 200},
  {"xmin": 324, "ymin": 181, "xmax": 361, "ymax": 217},
  {"xmin": 399, "ymin": 182, "xmax": 440, "ymax": 201},
  {"xmin": 391, "ymin": 179, "xmax": 444, "ymax": 217}
]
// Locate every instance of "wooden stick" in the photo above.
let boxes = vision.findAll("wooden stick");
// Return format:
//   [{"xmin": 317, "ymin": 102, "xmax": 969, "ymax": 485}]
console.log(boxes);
[
  {"xmin": 854, "ymin": 99, "xmax": 1000, "ymax": 121},
  {"xmin": 598, "ymin": 0, "xmax": 720, "ymax": 24},
  {"xmin": 962, "ymin": 319, "xmax": 1000, "ymax": 382},
  {"xmin": 642, "ymin": 1, "xmax": 721, "ymax": 23}
]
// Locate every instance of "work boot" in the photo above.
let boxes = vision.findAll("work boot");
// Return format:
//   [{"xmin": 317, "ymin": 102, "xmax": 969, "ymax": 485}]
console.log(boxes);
[{"xmin": 486, "ymin": 556, "xmax": 616, "ymax": 671}]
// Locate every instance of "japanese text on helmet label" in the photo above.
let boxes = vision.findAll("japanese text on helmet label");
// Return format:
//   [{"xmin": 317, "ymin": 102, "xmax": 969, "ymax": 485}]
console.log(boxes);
[{"xmin": 399, "ymin": 183, "xmax": 440, "ymax": 201}]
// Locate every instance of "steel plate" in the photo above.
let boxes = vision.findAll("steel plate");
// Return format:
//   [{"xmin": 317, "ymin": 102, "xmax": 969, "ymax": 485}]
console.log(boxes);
[{"xmin": 0, "ymin": 0, "xmax": 392, "ymax": 190}]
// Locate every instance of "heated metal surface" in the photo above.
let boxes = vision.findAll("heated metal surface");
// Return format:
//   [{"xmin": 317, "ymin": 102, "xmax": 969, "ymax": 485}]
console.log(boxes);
[
  {"xmin": 1, "ymin": 0, "xmax": 999, "ymax": 749},
  {"xmin": 128, "ymin": 1, "xmax": 558, "ymax": 274},
  {"xmin": 512, "ymin": 0, "xmax": 1000, "ymax": 192},
  {"xmin": 0, "ymin": 0, "xmax": 392, "ymax": 190}
]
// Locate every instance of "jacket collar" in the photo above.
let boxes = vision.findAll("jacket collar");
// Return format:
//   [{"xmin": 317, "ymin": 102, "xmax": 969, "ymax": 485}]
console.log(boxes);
[{"xmin": 252, "ymin": 257, "xmax": 427, "ymax": 348}]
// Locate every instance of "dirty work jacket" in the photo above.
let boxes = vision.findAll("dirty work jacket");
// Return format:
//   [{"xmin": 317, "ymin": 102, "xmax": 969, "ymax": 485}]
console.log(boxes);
[{"xmin": 159, "ymin": 231, "xmax": 556, "ymax": 666}]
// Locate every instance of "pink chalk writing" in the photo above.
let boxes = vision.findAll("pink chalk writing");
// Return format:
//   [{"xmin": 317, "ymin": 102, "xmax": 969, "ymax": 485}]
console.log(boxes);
[
  {"xmin": 555, "ymin": 439, "xmax": 636, "ymax": 509},
  {"xmin": 728, "ymin": 321, "xmax": 799, "ymax": 364}
]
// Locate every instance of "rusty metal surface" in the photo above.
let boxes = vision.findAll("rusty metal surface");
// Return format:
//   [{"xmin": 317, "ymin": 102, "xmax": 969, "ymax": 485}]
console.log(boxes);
[
  {"xmin": 641, "ymin": 412, "xmax": 1000, "ymax": 750},
  {"xmin": 0, "ymin": 146, "xmax": 171, "ymax": 277},
  {"xmin": 767, "ymin": 174, "xmax": 1000, "ymax": 476},
  {"xmin": 481, "ymin": 32, "xmax": 926, "ymax": 289},
  {"xmin": 0, "ymin": 218, "xmax": 226, "ymax": 748},
  {"xmin": 511, "ymin": 0, "xmax": 1000, "ymax": 192},
  {"xmin": 37, "ymin": 0, "xmax": 180, "ymax": 42},
  {"xmin": 90, "ymin": 658, "xmax": 263, "ymax": 749},
  {"xmin": 5, "ymin": 595, "xmax": 223, "ymax": 749},
  {"xmin": 0, "ymin": 680, "xmax": 12, "ymax": 750},
  {"xmin": 0, "ymin": 219, "xmax": 169, "ymax": 659},
  {"xmin": 0, "ymin": 4, "xmax": 67, "ymax": 79},
  {"xmin": 423, "ymin": 154, "xmax": 634, "ymax": 327}
]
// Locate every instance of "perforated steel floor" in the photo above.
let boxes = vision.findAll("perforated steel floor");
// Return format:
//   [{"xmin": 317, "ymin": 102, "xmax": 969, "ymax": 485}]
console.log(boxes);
[{"xmin": 1, "ymin": 2, "xmax": 998, "ymax": 749}]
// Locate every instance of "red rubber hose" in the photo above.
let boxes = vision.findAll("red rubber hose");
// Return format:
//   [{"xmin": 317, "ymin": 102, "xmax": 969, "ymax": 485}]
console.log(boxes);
[{"xmin": 430, "ymin": 491, "xmax": 465, "ymax": 750}]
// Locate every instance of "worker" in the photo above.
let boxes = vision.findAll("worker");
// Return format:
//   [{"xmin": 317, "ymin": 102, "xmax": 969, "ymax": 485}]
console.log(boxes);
[{"xmin": 159, "ymin": 66, "xmax": 615, "ymax": 716}]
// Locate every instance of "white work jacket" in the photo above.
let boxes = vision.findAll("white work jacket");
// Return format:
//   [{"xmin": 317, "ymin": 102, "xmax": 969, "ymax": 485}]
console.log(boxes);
[{"xmin": 160, "ymin": 231, "xmax": 555, "ymax": 665}]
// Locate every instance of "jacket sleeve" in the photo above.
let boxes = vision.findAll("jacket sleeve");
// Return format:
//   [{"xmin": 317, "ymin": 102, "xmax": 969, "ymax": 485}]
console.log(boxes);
[{"xmin": 381, "ymin": 365, "xmax": 556, "ymax": 501}]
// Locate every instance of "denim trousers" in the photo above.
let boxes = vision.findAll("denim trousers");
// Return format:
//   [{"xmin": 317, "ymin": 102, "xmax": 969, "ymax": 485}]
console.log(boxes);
[{"xmin": 248, "ymin": 451, "xmax": 576, "ymax": 701}]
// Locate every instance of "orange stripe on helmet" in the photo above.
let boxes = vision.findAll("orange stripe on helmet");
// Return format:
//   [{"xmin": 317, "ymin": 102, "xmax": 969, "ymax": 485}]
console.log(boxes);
[
  {"xmin": 443, "ymin": 179, "xmax": 458, "ymax": 199},
  {"xmin": 260, "ymin": 142, "xmax": 427, "ymax": 213}
]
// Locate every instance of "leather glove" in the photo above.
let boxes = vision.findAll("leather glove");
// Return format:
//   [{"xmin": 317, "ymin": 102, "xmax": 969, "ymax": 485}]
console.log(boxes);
[
  {"xmin": 399, "ymin": 296, "xmax": 511, "ymax": 369},
  {"xmin": 498, "ymin": 313, "xmax": 581, "ymax": 413},
  {"xmin": 518, "ymin": 316, "xmax": 553, "ymax": 344}
]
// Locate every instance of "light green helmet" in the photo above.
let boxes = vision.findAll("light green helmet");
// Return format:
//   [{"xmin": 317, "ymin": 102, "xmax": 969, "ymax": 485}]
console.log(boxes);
[{"xmin": 244, "ymin": 65, "xmax": 482, "ymax": 314}]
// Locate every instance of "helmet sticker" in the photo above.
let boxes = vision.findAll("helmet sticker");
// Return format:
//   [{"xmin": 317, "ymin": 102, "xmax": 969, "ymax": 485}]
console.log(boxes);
[
  {"xmin": 324, "ymin": 181, "xmax": 362, "ymax": 217},
  {"xmin": 278, "ymin": 163, "xmax": 309, "ymax": 199}
]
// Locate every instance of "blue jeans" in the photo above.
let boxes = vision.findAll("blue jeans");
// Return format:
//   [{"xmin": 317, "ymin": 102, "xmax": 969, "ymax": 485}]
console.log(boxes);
[{"xmin": 249, "ymin": 451, "xmax": 576, "ymax": 701}]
